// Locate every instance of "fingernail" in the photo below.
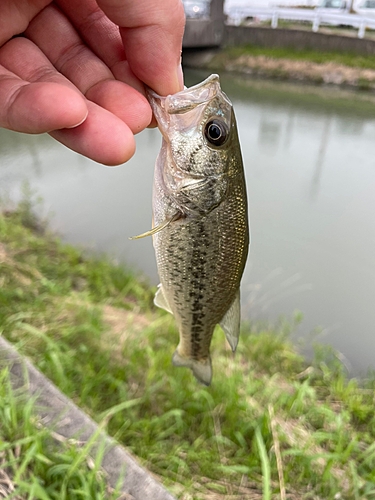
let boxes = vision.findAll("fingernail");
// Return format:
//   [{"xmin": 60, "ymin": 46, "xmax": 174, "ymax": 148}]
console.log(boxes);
[
  {"xmin": 177, "ymin": 63, "xmax": 184, "ymax": 91},
  {"xmin": 66, "ymin": 111, "xmax": 88, "ymax": 129}
]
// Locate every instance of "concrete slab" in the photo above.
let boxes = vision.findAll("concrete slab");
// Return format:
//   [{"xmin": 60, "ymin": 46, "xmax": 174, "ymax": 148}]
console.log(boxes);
[{"xmin": 0, "ymin": 336, "xmax": 177, "ymax": 500}]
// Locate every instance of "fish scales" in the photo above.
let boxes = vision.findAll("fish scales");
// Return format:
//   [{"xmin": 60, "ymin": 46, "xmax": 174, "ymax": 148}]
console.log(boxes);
[
  {"xmin": 139, "ymin": 74, "xmax": 249, "ymax": 385},
  {"xmin": 154, "ymin": 189, "xmax": 248, "ymax": 355}
]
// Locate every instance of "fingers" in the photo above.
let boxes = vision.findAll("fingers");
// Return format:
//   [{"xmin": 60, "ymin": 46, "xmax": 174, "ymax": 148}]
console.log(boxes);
[
  {"xmin": 96, "ymin": 0, "xmax": 186, "ymax": 96},
  {"xmin": 0, "ymin": 0, "xmax": 185, "ymax": 164},
  {"xmin": 0, "ymin": 66, "xmax": 87, "ymax": 133},
  {"xmin": 26, "ymin": 4, "xmax": 114, "ymax": 95},
  {"xmin": 51, "ymin": 100, "xmax": 135, "ymax": 166},
  {"xmin": 55, "ymin": 0, "xmax": 126, "ymax": 69},
  {"xmin": 0, "ymin": 0, "xmax": 50, "ymax": 46},
  {"xmin": 0, "ymin": 37, "xmax": 135, "ymax": 164},
  {"xmin": 25, "ymin": 4, "xmax": 151, "ymax": 133},
  {"xmin": 55, "ymin": 0, "xmax": 148, "ymax": 95}
]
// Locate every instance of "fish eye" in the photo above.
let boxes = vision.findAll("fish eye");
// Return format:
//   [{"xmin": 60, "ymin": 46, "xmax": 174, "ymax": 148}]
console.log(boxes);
[{"xmin": 204, "ymin": 119, "xmax": 228, "ymax": 147}]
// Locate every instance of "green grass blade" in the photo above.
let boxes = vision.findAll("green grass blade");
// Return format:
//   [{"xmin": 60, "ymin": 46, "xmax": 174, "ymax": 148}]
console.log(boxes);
[{"xmin": 255, "ymin": 426, "xmax": 271, "ymax": 500}]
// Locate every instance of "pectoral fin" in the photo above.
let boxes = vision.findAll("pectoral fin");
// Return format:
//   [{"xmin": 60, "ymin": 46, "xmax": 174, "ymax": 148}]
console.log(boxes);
[
  {"xmin": 154, "ymin": 284, "xmax": 172, "ymax": 314},
  {"xmin": 129, "ymin": 213, "xmax": 181, "ymax": 240},
  {"xmin": 219, "ymin": 289, "xmax": 241, "ymax": 352}
]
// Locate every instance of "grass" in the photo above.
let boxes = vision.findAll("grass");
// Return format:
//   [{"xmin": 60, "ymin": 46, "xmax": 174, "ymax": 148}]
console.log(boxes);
[
  {"xmin": 2, "ymin": 200, "xmax": 375, "ymax": 499},
  {"xmin": 0, "ymin": 366, "xmax": 122, "ymax": 500},
  {"xmin": 211, "ymin": 44, "xmax": 375, "ymax": 71}
]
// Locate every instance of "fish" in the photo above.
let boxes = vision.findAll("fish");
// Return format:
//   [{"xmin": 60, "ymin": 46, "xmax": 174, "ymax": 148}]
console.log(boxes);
[{"xmin": 132, "ymin": 74, "xmax": 249, "ymax": 386}]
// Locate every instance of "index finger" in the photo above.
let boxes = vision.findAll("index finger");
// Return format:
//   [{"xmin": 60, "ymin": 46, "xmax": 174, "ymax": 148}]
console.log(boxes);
[{"xmin": 97, "ymin": 0, "xmax": 185, "ymax": 96}]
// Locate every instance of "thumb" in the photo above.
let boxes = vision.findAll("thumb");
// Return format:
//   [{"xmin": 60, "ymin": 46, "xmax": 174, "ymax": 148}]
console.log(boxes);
[{"xmin": 96, "ymin": 0, "xmax": 185, "ymax": 96}]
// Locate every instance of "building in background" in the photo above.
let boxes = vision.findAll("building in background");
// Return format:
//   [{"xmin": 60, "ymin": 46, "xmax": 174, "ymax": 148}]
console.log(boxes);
[{"xmin": 183, "ymin": 0, "xmax": 225, "ymax": 47}]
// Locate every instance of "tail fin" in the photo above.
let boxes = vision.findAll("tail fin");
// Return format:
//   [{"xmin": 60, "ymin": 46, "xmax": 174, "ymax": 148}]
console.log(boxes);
[{"xmin": 172, "ymin": 349, "xmax": 212, "ymax": 386}]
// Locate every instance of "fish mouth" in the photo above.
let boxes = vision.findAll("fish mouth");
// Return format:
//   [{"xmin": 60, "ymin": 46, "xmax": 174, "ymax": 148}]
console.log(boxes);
[
  {"xmin": 147, "ymin": 73, "xmax": 219, "ymax": 109},
  {"xmin": 147, "ymin": 74, "xmax": 221, "ymax": 115},
  {"xmin": 146, "ymin": 74, "xmax": 231, "ymax": 138}
]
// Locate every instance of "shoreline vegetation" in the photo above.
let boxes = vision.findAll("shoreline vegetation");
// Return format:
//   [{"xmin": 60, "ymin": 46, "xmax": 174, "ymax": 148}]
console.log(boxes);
[
  {"xmin": 184, "ymin": 45, "xmax": 375, "ymax": 91},
  {"xmin": 2, "ymin": 200, "xmax": 375, "ymax": 499},
  {"xmin": 0, "ymin": 366, "xmax": 122, "ymax": 500}
]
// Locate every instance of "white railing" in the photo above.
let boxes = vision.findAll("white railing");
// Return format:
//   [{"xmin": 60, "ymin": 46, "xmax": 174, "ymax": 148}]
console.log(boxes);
[{"xmin": 227, "ymin": 7, "xmax": 375, "ymax": 38}]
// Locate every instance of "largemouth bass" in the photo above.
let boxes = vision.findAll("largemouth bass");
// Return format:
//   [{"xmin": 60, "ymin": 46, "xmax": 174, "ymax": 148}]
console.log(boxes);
[{"xmin": 133, "ymin": 74, "xmax": 249, "ymax": 386}]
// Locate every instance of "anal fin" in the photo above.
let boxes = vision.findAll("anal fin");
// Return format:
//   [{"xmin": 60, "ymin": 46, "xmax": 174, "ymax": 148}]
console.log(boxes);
[
  {"xmin": 219, "ymin": 289, "xmax": 241, "ymax": 352},
  {"xmin": 172, "ymin": 349, "xmax": 212, "ymax": 386},
  {"xmin": 154, "ymin": 284, "xmax": 172, "ymax": 314}
]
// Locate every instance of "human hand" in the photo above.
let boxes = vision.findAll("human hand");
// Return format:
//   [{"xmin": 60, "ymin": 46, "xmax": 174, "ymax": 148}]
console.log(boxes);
[{"xmin": 0, "ymin": 0, "xmax": 185, "ymax": 165}]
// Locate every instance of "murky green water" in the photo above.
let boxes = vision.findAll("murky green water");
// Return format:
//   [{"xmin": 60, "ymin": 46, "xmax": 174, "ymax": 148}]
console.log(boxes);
[{"xmin": 1, "ymin": 69, "xmax": 375, "ymax": 372}]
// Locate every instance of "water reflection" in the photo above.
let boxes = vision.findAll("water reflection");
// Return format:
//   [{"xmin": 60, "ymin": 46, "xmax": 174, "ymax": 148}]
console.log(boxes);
[
  {"xmin": 258, "ymin": 119, "xmax": 282, "ymax": 151},
  {"xmin": 310, "ymin": 115, "xmax": 331, "ymax": 200},
  {"xmin": 283, "ymin": 110, "xmax": 295, "ymax": 150},
  {"xmin": 335, "ymin": 117, "xmax": 364, "ymax": 135},
  {"xmin": 1, "ymin": 70, "xmax": 375, "ymax": 373}
]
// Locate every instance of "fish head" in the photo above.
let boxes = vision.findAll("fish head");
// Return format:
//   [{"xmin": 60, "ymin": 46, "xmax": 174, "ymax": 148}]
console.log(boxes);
[{"xmin": 148, "ymin": 75, "xmax": 241, "ymax": 216}]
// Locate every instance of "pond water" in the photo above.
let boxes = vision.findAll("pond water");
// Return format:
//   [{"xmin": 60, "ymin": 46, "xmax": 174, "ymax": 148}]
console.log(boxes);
[{"xmin": 1, "ymin": 69, "xmax": 375, "ymax": 373}]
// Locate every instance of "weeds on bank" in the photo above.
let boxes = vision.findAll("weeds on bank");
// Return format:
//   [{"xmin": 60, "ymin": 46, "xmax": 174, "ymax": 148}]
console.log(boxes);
[
  {"xmin": 1, "ymin": 203, "xmax": 375, "ymax": 499},
  {"xmin": 213, "ymin": 45, "xmax": 375, "ymax": 71},
  {"xmin": 0, "ymin": 367, "xmax": 122, "ymax": 500}
]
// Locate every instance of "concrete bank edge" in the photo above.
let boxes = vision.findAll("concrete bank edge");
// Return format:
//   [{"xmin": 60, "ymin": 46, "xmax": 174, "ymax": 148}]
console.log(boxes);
[{"xmin": 0, "ymin": 336, "xmax": 177, "ymax": 500}]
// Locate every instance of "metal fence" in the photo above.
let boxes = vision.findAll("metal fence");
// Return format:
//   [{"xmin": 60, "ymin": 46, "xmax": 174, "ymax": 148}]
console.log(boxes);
[{"xmin": 227, "ymin": 7, "xmax": 375, "ymax": 38}]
